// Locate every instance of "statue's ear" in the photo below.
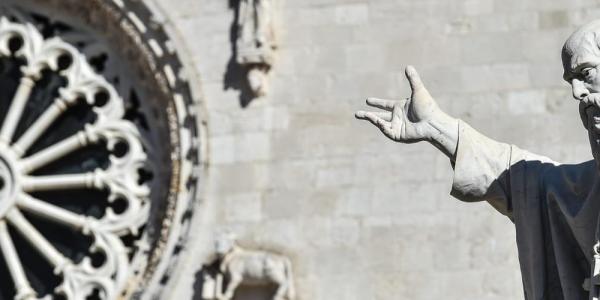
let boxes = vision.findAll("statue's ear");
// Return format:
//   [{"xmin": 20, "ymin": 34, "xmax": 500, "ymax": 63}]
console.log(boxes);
[{"xmin": 580, "ymin": 102, "xmax": 590, "ymax": 129}]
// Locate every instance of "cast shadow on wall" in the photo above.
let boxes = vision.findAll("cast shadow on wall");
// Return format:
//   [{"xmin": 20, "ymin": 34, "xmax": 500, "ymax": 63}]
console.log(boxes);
[{"xmin": 224, "ymin": 0, "xmax": 254, "ymax": 108}]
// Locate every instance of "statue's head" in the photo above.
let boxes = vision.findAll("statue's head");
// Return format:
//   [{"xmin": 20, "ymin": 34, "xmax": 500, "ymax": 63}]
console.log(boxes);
[{"xmin": 562, "ymin": 20, "xmax": 600, "ymax": 165}]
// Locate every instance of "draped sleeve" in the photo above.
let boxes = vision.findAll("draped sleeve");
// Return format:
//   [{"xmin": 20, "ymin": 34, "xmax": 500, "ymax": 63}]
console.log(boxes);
[{"xmin": 450, "ymin": 120, "xmax": 555, "ymax": 218}]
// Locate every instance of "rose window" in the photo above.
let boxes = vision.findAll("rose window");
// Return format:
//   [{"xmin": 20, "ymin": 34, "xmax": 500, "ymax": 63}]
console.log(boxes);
[
  {"xmin": 0, "ymin": 1, "xmax": 202, "ymax": 299},
  {"xmin": 0, "ymin": 17, "xmax": 149, "ymax": 299}
]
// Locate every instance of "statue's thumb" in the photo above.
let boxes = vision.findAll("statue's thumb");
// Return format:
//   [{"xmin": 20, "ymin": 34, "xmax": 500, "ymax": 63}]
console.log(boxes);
[{"xmin": 405, "ymin": 65, "xmax": 424, "ymax": 92}]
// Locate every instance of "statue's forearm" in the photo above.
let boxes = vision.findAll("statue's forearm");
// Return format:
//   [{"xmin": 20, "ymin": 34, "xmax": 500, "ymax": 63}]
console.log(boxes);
[{"xmin": 425, "ymin": 112, "xmax": 459, "ymax": 162}]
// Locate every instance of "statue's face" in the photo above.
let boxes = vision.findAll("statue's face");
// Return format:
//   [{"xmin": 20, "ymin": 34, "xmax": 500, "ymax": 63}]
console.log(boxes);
[
  {"xmin": 562, "ymin": 21, "xmax": 600, "ymax": 165},
  {"xmin": 562, "ymin": 37, "xmax": 600, "ymax": 99}
]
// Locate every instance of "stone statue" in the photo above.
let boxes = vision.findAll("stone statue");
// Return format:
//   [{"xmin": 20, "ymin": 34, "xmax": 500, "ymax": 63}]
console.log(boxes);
[
  {"xmin": 236, "ymin": 0, "xmax": 277, "ymax": 97},
  {"xmin": 355, "ymin": 20, "xmax": 600, "ymax": 300},
  {"xmin": 213, "ymin": 233, "xmax": 295, "ymax": 300}
]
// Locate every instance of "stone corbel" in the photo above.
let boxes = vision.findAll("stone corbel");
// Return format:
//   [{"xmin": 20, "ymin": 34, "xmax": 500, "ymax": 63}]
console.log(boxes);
[{"xmin": 236, "ymin": 0, "xmax": 277, "ymax": 97}]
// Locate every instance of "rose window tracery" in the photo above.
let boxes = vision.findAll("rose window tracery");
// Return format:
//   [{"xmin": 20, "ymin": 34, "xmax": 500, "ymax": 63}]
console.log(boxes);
[
  {"xmin": 0, "ymin": 17, "xmax": 148, "ymax": 299},
  {"xmin": 0, "ymin": 1, "xmax": 203, "ymax": 299}
]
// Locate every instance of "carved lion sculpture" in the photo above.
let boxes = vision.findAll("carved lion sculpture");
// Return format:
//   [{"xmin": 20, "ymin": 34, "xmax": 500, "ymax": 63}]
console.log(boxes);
[{"xmin": 216, "ymin": 234, "xmax": 295, "ymax": 300}]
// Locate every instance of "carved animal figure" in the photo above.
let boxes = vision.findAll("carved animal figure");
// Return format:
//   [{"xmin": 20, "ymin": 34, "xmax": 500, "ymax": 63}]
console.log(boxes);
[{"xmin": 216, "ymin": 234, "xmax": 295, "ymax": 300}]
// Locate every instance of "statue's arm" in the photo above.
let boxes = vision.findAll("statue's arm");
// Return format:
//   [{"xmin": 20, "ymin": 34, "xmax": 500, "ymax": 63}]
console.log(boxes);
[{"xmin": 355, "ymin": 66, "xmax": 523, "ymax": 215}]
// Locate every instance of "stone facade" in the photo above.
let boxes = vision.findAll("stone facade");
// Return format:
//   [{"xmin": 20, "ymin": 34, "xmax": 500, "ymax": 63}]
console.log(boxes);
[{"xmin": 148, "ymin": 0, "xmax": 600, "ymax": 299}]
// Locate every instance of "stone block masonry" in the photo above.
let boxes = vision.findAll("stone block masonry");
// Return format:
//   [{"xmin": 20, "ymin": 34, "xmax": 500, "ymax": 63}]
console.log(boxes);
[{"xmin": 152, "ymin": 0, "xmax": 600, "ymax": 299}]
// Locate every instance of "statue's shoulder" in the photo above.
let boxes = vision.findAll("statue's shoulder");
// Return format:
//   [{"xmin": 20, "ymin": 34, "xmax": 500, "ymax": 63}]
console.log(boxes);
[{"xmin": 540, "ymin": 160, "xmax": 597, "ymax": 192}]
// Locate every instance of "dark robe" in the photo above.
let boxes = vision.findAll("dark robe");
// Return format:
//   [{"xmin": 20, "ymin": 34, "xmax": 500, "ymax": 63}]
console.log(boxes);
[{"xmin": 451, "ymin": 121, "xmax": 600, "ymax": 300}]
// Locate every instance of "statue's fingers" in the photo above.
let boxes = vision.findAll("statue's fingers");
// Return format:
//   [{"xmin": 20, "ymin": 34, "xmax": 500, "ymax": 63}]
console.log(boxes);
[
  {"xmin": 374, "ymin": 111, "xmax": 392, "ymax": 121},
  {"xmin": 405, "ymin": 65, "xmax": 424, "ymax": 92},
  {"xmin": 356, "ymin": 111, "xmax": 391, "ymax": 129},
  {"xmin": 357, "ymin": 110, "xmax": 392, "ymax": 121},
  {"xmin": 366, "ymin": 97, "xmax": 395, "ymax": 111},
  {"xmin": 355, "ymin": 110, "xmax": 368, "ymax": 119}
]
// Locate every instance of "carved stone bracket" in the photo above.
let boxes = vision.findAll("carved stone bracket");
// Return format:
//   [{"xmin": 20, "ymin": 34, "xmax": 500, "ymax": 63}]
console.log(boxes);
[{"xmin": 236, "ymin": 0, "xmax": 278, "ymax": 97}]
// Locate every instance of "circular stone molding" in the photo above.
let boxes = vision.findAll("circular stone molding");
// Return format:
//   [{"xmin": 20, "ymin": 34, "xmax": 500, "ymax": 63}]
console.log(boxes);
[{"xmin": 0, "ymin": 0, "xmax": 203, "ymax": 299}]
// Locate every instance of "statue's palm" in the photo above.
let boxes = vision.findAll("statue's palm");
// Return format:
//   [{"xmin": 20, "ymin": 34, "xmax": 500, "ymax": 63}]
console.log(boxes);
[{"xmin": 356, "ymin": 66, "xmax": 439, "ymax": 143}]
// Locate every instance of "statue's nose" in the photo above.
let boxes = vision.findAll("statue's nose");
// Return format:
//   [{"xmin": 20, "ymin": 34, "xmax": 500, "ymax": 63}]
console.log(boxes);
[{"xmin": 572, "ymin": 78, "xmax": 590, "ymax": 100}]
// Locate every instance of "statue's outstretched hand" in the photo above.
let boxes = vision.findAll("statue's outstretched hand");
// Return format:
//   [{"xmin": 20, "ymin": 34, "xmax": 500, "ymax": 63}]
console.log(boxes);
[{"xmin": 355, "ymin": 66, "xmax": 442, "ymax": 144}]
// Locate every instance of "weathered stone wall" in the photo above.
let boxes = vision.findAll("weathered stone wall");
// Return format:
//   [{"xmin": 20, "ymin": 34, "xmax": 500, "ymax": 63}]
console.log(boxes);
[{"xmin": 151, "ymin": 0, "xmax": 600, "ymax": 299}]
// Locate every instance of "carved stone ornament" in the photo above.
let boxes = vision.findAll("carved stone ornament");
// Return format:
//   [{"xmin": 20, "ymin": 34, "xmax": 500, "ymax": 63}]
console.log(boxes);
[
  {"xmin": 202, "ymin": 233, "xmax": 295, "ymax": 300},
  {"xmin": 236, "ymin": 0, "xmax": 277, "ymax": 97}
]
